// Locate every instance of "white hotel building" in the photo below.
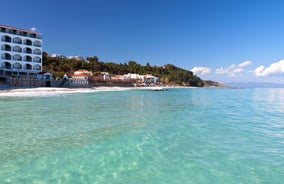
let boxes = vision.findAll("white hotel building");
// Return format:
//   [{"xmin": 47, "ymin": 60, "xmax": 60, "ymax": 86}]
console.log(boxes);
[{"xmin": 0, "ymin": 24, "xmax": 42, "ymax": 78}]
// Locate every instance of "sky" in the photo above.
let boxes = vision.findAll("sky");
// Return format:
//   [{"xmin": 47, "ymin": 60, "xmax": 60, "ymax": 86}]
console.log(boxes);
[{"xmin": 1, "ymin": 0, "xmax": 284, "ymax": 84}]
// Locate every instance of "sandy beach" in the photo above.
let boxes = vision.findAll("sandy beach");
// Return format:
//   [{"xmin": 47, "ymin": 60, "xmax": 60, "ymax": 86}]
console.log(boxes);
[{"xmin": 0, "ymin": 86, "xmax": 176, "ymax": 97}]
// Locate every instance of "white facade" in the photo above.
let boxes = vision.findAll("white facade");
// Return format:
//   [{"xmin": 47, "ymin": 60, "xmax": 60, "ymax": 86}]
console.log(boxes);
[
  {"xmin": 67, "ymin": 55, "xmax": 83, "ymax": 60},
  {"xmin": 0, "ymin": 24, "xmax": 42, "ymax": 78},
  {"xmin": 123, "ymin": 73, "xmax": 143, "ymax": 80},
  {"xmin": 51, "ymin": 54, "xmax": 84, "ymax": 61},
  {"xmin": 51, "ymin": 54, "xmax": 65, "ymax": 58},
  {"xmin": 123, "ymin": 73, "xmax": 159, "ymax": 85}
]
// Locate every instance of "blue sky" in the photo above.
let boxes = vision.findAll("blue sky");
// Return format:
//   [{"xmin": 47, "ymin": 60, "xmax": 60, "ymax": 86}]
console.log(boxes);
[{"xmin": 1, "ymin": 0, "xmax": 284, "ymax": 83}]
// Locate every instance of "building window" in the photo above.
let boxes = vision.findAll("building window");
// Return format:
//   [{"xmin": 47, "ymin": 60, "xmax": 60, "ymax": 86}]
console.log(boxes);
[
  {"xmin": 24, "ymin": 56, "xmax": 32, "ymax": 62},
  {"xmin": 33, "ymin": 48, "xmax": 41, "ymax": 55},
  {"xmin": 25, "ymin": 64, "xmax": 32, "ymax": 70},
  {"xmin": 1, "ymin": 27, "xmax": 6, "ymax": 32},
  {"xmin": 13, "ymin": 46, "xmax": 22, "ymax": 53},
  {"xmin": 2, "ymin": 44, "xmax": 11, "ymax": 51},
  {"xmin": 24, "ymin": 39, "xmax": 32, "ymax": 46},
  {"xmin": 33, "ymin": 40, "xmax": 41, "ymax": 47},
  {"xmin": 1, "ymin": 53, "xmax": 11, "ymax": 60},
  {"xmin": 33, "ymin": 64, "xmax": 41, "ymax": 70},
  {"xmin": 13, "ymin": 37, "xmax": 22, "ymax": 44},
  {"xmin": 13, "ymin": 54, "xmax": 22, "ymax": 61},
  {"xmin": 2, "ymin": 62, "xmax": 12, "ymax": 69},
  {"xmin": 33, "ymin": 56, "xmax": 41, "ymax": 63},
  {"xmin": 1, "ymin": 35, "xmax": 11, "ymax": 42},
  {"xmin": 13, "ymin": 63, "xmax": 22, "ymax": 69},
  {"xmin": 24, "ymin": 47, "xmax": 32, "ymax": 54}
]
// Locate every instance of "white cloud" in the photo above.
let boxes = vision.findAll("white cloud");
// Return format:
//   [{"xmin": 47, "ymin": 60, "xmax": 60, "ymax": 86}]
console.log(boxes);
[
  {"xmin": 30, "ymin": 27, "xmax": 37, "ymax": 32},
  {"xmin": 254, "ymin": 60, "xmax": 284, "ymax": 77},
  {"xmin": 215, "ymin": 67, "xmax": 226, "ymax": 74},
  {"xmin": 216, "ymin": 64, "xmax": 234, "ymax": 74},
  {"xmin": 215, "ymin": 61, "xmax": 252, "ymax": 77},
  {"xmin": 228, "ymin": 64, "xmax": 236, "ymax": 70},
  {"xmin": 191, "ymin": 66, "xmax": 211, "ymax": 75},
  {"xmin": 233, "ymin": 68, "xmax": 243, "ymax": 73},
  {"xmin": 239, "ymin": 61, "xmax": 252, "ymax": 67}
]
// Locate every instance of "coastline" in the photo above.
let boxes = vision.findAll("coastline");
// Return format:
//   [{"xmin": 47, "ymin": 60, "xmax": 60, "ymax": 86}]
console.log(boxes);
[
  {"xmin": 0, "ymin": 86, "xmax": 162, "ymax": 97},
  {"xmin": 0, "ymin": 86, "xmax": 198, "ymax": 97}
]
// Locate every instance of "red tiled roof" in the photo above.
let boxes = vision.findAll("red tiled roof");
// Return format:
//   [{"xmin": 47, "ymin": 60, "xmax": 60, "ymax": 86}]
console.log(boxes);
[
  {"xmin": 73, "ymin": 73, "xmax": 89, "ymax": 77},
  {"xmin": 0, "ymin": 24, "xmax": 39, "ymax": 34}
]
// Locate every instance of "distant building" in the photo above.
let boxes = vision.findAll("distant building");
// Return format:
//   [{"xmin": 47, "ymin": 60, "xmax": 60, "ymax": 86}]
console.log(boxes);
[
  {"xmin": 144, "ymin": 74, "xmax": 159, "ymax": 84},
  {"xmin": 67, "ymin": 55, "xmax": 84, "ymax": 61},
  {"xmin": 70, "ymin": 70, "xmax": 92, "ymax": 87},
  {"xmin": 122, "ymin": 73, "xmax": 159, "ymax": 85},
  {"xmin": 51, "ymin": 54, "xmax": 84, "ymax": 61},
  {"xmin": 51, "ymin": 54, "xmax": 66, "ymax": 58},
  {"xmin": 0, "ymin": 24, "xmax": 42, "ymax": 78},
  {"xmin": 101, "ymin": 72, "xmax": 110, "ymax": 80},
  {"xmin": 37, "ymin": 71, "xmax": 54, "ymax": 80},
  {"xmin": 111, "ymin": 75, "xmax": 125, "ymax": 80},
  {"xmin": 73, "ymin": 70, "xmax": 93, "ymax": 79},
  {"xmin": 123, "ymin": 73, "xmax": 143, "ymax": 80}
]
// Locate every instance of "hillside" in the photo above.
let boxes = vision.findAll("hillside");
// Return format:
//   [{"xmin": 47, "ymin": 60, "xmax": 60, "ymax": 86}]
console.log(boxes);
[{"xmin": 43, "ymin": 54, "xmax": 207, "ymax": 87}]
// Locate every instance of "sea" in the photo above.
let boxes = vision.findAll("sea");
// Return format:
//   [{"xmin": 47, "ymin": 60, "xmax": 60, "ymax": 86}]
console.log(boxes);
[{"xmin": 0, "ymin": 88, "xmax": 284, "ymax": 183}]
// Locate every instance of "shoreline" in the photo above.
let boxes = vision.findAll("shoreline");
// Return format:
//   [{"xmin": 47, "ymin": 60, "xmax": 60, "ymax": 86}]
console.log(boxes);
[{"xmin": 0, "ymin": 86, "xmax": 196, "ymax": 97}]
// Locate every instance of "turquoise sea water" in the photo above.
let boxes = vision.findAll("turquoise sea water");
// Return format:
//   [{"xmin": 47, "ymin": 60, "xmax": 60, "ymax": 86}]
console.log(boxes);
[{"xmin": 0, "ymin": 88, "xmax": 284, "ymax": 183}]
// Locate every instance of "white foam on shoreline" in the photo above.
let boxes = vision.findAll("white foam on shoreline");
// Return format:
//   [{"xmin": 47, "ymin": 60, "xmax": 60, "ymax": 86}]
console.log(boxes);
[
  {"xmin": 0, "ymin": 87, "xmax": 141, "ymax": 97},
  {"xmin": 0, "ymin": 86, "xmax": 193, "ymax": 97},
  {"xmin": 0, "ymin": 87, "xmax": 97, "ymax": 97}
]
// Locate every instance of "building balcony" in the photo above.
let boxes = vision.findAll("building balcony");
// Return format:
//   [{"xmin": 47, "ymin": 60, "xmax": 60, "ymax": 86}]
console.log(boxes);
[
  {"xmin": 33, "ymin": 51, "xmax": 41, "ymax": 55},
  {"xmin": 33, "ymin": 40, "xmax": 42, "ymax": 47},
  {"xmin": 1, "ymin": 57, "xmax": 11, "ymax": 60},
  {"xmin": 24, "ymin": 51, "xmax": 32, "ymax": 54},
  {"xmin": 0, "ymin": 66, "xmax": 12, "ymax": 70},
  {"xmin": 13, "ymin": 48, "xmax": 22, "ymax": 53},
  {"xmin": 24, "ymin": 56, "xmax": 32, "ymax": 62},
  {"xmin": 12, "ymin": 55, "xmax": 22, "ymax": 61},
  {"xmin": 24, "ymin": 47, "xmax": 32, "ymax": 54},
  {"xmin": 33, "ymin": 57, "xmax": 42, "ymax": 63},
  {"xmin": 23, "ymin": 40, "xmax": 32, "ymax": 46},
  {"xmin": 33, "ymin": 67, "xmax": 41, "ymax": 71},
  {"xmin": 1, "ymin": 44, "xmax": 11, "ymax": 51},
  {"xmin": 24, "ymin": 43, "xmax": 32, "ymax": 46},
  {"xmin": 23, "ymin": 66, "xmax": 32, "ymax": 70},
  {"xmin": 33, "ymin": 43, "xmax": 41, "ymax": 47},
  {"xmin": 13, "ymin": 41, "xmax": 22, "ymax": 44},
  {"xmin": 13, "ymin": 37, "xmax": 22, "ymax": 44},
  {"xmin": 1, "ymin": 38, "xmax": 11, "ymax": 43},
  {"xmin": 1, "ymin": 62, "xmax": 12, "ymax": 69},
  {"xmin": 1, "ymin": 48, "xmax": 11, "ymax": 51},
  {"xmin": 12, "ymin": 65, "xmax": 22, "ymax": 70},
  {"xmin": 0, "ymin": 27, "xmax": 6, "ymax": 33}
]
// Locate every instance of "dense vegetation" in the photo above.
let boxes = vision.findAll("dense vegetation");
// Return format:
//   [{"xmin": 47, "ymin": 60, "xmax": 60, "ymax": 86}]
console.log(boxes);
[{"xmin": 42, "ymin": 53, "xmax": 204, "ymax": 87}]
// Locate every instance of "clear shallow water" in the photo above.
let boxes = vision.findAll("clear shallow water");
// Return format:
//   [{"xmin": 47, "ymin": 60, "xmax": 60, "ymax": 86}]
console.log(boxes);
[{"xmin": 0, "ymin": 88, "xmax": 284, "ymax": 183}]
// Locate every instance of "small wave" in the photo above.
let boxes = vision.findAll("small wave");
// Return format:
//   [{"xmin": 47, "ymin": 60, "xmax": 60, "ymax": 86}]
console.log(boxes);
[{"xmin": 0, "ymin": 88, "xmax": 97, "ymax": 97}]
